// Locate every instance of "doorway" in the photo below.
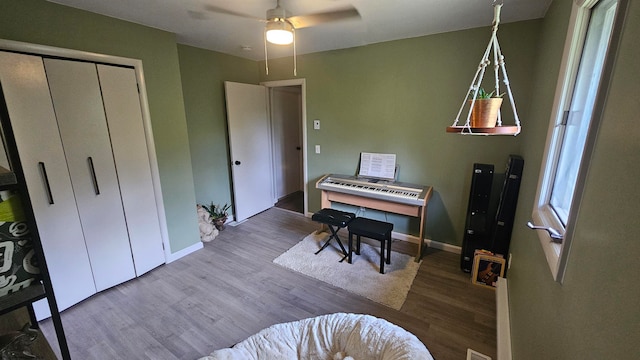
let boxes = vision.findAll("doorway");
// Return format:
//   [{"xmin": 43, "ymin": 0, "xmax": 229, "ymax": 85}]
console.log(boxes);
[{"xmin": 263, "ymin": 79, "xmax": 307, "ymax": 215}]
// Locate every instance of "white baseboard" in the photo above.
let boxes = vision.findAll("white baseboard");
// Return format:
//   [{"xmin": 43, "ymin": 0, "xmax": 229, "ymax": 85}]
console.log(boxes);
[
  {"xmin": 166, "ymin": 241, "xmax": 203, "ymax": 263},
  {"xmin": 467, "ymin": 348, "xmax": 492, "ymax": 360},
  {"xmin": 392, "ymin": 231, "xmax": 462, "ymax": 254},
  {"xmin": 496, "ymin": 277, "xmax": 512, "ymax": 360}
]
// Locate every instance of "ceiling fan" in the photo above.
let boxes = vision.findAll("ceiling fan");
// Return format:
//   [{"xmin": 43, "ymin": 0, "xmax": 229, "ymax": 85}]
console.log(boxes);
[{"xmin": 204, "ymin": 0, "xmax": 361, "ymax": 45}]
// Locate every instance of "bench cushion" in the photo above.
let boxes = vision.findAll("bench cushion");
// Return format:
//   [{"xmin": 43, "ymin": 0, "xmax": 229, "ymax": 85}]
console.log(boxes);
[
  {"xmin": 348, "ymin": 217, "xmax": 393, "ymax": 239},
  {"xmin": 311, "ymin": 208, "xmax": 356, "ymax": 228}
]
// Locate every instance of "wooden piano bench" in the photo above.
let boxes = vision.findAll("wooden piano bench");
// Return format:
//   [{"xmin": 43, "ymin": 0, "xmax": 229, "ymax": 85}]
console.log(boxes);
[{"xmin": 347, "ymin": 217, "xmax": 394, "ymax": 274}]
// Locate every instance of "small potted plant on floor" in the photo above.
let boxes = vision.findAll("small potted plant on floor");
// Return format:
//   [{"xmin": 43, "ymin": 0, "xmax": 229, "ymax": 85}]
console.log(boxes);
[
  {"xmin": 468, "ymin": 87, "xmax": 504, "ymax": 127},
  {"xmin": 202, "ymin": 202, "xmax": 231, "ymax": 230}
]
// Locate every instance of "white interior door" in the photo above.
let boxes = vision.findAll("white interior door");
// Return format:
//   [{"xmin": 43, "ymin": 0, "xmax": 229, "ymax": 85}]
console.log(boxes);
[
  {"xmin": 97, "ymin": 64, "xmax": 166, "ymax": 275},
  {"xmin": 44, "ymin": 58, "xmax": 136, "ymax": 292},
  {"xmin": 0, "ymin": 52, "xmax": 96, "ymax": 316},
  {"xmin": 224, "ymin": 81, "xmax": 274, "ymax": 222}
]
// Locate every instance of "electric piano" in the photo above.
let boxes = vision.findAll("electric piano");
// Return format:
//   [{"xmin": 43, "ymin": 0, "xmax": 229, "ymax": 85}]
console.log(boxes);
[{"xmin": 316, "ymin": 174, "xmax": 433, "ymax": 261}]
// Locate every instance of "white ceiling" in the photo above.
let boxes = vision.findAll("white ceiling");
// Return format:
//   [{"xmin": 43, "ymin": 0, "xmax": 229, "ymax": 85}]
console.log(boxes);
[{"xmin": 46, "ymin": 0, "xmax": 552, "ymax": 61}]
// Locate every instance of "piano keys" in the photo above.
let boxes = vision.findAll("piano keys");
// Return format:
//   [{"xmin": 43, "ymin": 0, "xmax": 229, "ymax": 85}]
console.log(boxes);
[
  {"xmin": 316, "ymin": 174, "xmax": 433, "ymax": 261},
  {"xmin": 317, "ymin": 174, "xmax": 428, "ymax": 205}
]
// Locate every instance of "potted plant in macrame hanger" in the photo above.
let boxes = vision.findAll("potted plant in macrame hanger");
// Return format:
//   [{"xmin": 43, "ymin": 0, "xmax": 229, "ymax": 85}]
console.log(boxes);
[
  {"xmin": 202, "ymin": 203, "xmax": 231, "ymax": 230},
  {"xmin": 468, "ymin": 87, "xmax": 504, "ymax": 128}
]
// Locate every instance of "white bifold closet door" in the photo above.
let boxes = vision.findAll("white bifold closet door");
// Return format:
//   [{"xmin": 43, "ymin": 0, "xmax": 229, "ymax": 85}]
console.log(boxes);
[
  {"xmin": 96, "ymin": 64, "xmax": 165, "ymax": 276},
  {"xmin": 43, "ymin": 58, "xmax": 137, "ymax": 291},
  {"xmin": 0, "ymin": 52, "xmax": 97, "ymax": 313},
  {"xmin": 0, "ymin": 51, "xmax": 165, "ymax": 318}
]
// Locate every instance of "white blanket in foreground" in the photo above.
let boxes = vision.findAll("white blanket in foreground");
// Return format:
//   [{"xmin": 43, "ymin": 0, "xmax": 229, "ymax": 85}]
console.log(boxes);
[
  {"xmin": 199, "ymin": 313, "xmax": 434, "ymax": 360},
  {"xmin": 273, "ymin": 232, "xmax": 420, "ymax": 310}
]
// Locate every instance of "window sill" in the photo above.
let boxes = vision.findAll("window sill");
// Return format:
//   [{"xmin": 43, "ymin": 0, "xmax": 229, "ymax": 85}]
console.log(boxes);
[{"xmin": 532, "ymin": 207, "xmax": 565, "ymax": 282}]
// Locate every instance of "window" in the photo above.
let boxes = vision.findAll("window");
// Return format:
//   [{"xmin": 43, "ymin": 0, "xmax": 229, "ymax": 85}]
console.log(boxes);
[{"xmin": 532, "ymin": 0, "xmax": 624, "ymax": 282}]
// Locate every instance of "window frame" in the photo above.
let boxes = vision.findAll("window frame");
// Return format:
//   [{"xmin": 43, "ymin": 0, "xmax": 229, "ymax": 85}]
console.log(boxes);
[{"xmin": 532, "ymin": 0, "xmax": 627, "ymax": 282}]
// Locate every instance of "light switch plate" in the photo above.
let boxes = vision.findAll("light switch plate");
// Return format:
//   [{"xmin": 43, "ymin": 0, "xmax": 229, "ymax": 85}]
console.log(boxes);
[
  {"xmin": 315, "ymin": 145, "xmax": 321, "ymax": 154},
  {"xmin": 313, "ymin": 120, "xmax": 320, "ymax": 130}
]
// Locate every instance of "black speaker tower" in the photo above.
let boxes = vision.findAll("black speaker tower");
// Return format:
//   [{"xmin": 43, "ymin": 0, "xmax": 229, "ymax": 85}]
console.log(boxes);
[
  {"xmin": 490, "ymin": 155, "xmax": 524, "ymax": 258},
  {"xmin": 460, "ymin": 163, "xmax": 494, "ymax": 272}
]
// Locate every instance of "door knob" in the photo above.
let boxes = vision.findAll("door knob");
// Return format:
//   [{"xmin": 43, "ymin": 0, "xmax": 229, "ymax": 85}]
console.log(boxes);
[
  {"xmin": 296, "ymin": 146, "xmax": 301, "ymax": 150},
  {"xmin": 234, "ymin": 160, "xmax": 241, "ymax": 165}
]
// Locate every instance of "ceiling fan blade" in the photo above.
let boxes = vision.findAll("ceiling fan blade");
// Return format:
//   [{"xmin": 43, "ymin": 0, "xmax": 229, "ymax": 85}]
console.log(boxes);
[
  {"xmin": 288, "ymin": 6, "xmax": 360, "ymax": 29},
  {"xmin": 204, "ymin": 4, "xmax": 265, "ymax": 22}
]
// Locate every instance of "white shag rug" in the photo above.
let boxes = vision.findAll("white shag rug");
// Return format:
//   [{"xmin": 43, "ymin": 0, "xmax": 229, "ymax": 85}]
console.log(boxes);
[{"xmin": 273, "ymin": 232, "xmax": 421, "ymax": 310}]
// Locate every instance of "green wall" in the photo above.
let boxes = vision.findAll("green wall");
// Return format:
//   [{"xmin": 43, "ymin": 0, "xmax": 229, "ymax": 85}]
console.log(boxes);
[
  {"xmin": 507, "ymin": 0, "xmax": 640, "ymax": 358},
  {"xmin": 257, "ymin": 20, "xmax": 541, "ymax": 244},
  {"xmin": 177, "ymin": 45, "xmax": 259, "ymax": 209},
  {"xmin": 0, "ymin": 0, "xmax": 200, "ymax": 253}
]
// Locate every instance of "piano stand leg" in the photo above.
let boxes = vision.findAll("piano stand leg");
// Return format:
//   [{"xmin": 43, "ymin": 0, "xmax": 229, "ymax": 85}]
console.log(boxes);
[{"xmin": 314, "ymin": 225, "xmax": 348, "ymax": 262}]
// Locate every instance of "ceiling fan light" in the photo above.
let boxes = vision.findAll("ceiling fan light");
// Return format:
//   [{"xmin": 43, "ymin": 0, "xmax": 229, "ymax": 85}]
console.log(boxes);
[
  {"xmin": 266, "ymin": 20, "xmax": 294, "ymax": 45},
  {"xmin": 266, "ymin": 29, "xmax": 293, "ymax": 45}
]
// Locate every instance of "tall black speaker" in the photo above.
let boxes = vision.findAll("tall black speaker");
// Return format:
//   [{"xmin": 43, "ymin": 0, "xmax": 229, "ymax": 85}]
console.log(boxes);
[
  {"xmin": 460, "ymin": 163, "xmax": 494, "ymax": 272},
  {"xmin": 490, "ymin": 155, "xmax": 524, "ymax": 257}
]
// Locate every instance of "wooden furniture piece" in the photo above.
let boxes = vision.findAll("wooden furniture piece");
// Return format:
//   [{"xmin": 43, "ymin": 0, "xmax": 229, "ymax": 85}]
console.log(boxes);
[
  {"xmin": 348, "ymin": 217, "xmax": 394, "ymax": 274},
  {"xmin": 446, "ymin": 125, "xmax": 520, "ymax": 135},
  {"xmin": 311, "ymin": 208, "xmax": 355, "ymax": 262},
  {"xmin": 0, "ymin": 84, "xmax": 70, "ymax": 358},
  {"xmin": 316, "ymin": 174, "xmax": 433, "ymax": 262}
]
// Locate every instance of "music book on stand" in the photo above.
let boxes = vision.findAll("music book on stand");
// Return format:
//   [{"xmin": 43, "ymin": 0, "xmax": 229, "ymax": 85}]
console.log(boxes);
[{"xmin": 358, "ymin": 152, "xmax": 397, "ymax": 181}]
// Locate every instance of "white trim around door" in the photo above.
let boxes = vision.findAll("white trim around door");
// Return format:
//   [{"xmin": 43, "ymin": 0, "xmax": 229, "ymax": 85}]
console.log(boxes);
[{"xmin": 261, "ymin": 78, "xmax": 309, "ymax": 216}]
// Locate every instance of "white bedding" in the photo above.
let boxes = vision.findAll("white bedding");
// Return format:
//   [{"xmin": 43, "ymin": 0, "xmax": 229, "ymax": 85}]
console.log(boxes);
[{"xmin": 199, "ymin": 313, "xmax": 433, "ymax": 360}]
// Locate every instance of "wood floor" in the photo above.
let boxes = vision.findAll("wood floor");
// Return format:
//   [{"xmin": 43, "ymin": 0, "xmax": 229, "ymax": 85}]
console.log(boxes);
[
  {"xmin": 275, "ymin": 190, "xmax": 304, "ymax": 213},
  {"xmin": 39, "ymin": 207, "xmax": 496, "ymax": 360}
]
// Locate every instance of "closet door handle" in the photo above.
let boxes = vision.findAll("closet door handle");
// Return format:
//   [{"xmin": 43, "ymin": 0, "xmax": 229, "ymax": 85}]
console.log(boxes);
[
  {"xmin": 38, "ymin": 162, "xmax": 54, "ymax": 205},
  {"xmin": 88, "ymin": 157, "xmax": 100, "ymax": 195}
]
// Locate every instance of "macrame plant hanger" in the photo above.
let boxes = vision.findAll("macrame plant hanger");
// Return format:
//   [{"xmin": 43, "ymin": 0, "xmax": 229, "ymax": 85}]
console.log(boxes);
[{"xmin": 447, "ymin": 0, "xmax": 521, "ymax": 135}]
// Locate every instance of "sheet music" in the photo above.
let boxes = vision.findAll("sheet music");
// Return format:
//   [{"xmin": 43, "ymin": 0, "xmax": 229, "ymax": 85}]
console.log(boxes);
[{"xmin": 358, "ymin": 152, "xmax": 396, "ymax": 180}]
